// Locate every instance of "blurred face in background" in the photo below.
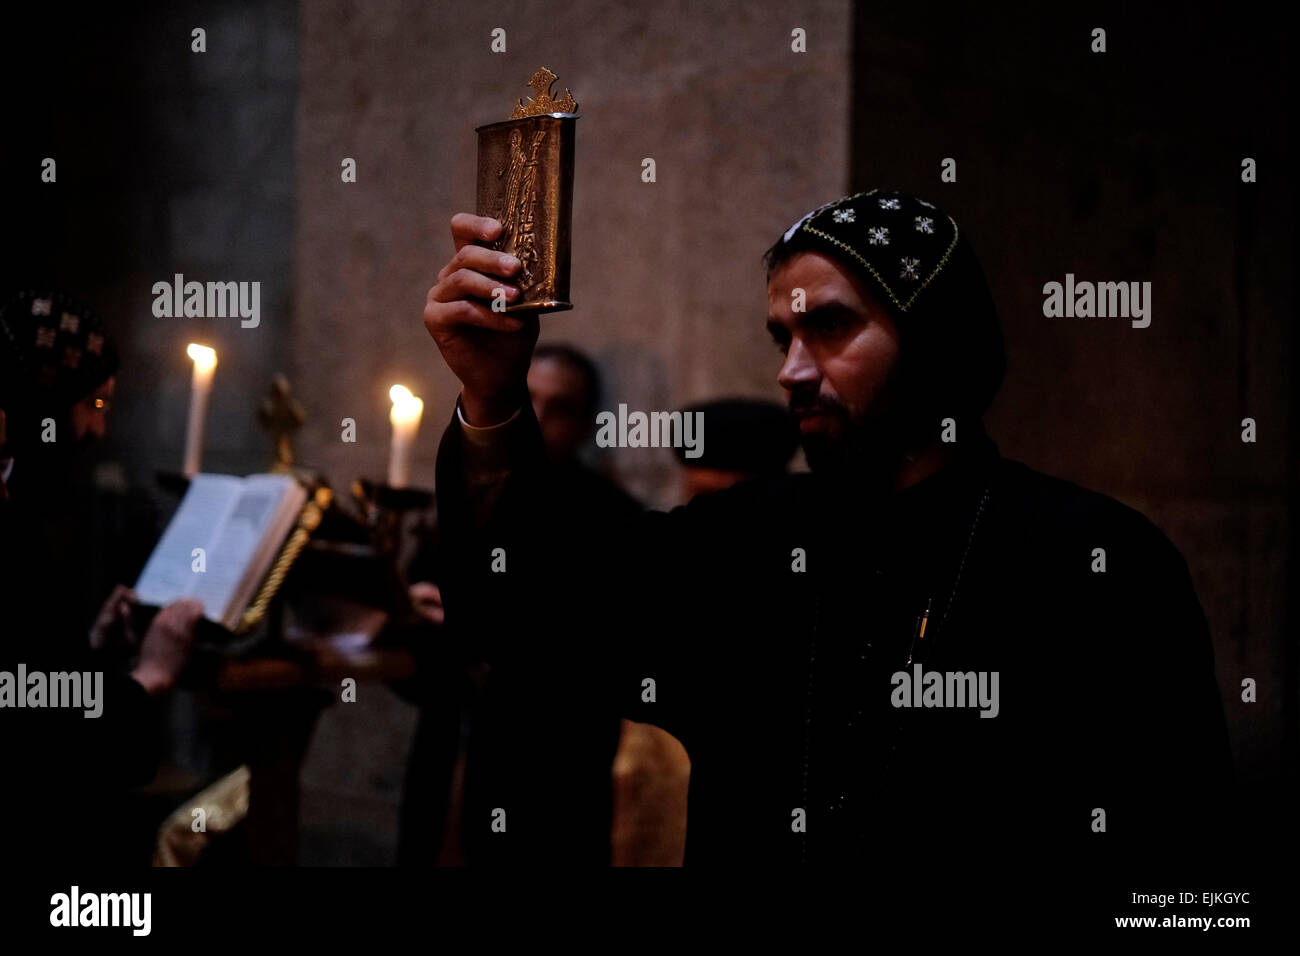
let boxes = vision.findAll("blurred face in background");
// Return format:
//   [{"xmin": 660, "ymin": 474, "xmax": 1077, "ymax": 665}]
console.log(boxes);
[
  {"xmin": 681, "ymin": 466, "xmax": 751, "ymax": 500},
  {"xmin": 69, "ymin": 376, "xmax": 115, "ymax": 443},
  {"xmin": 528, "ymin": 356, "xmax": 593, "ymax": 463}
]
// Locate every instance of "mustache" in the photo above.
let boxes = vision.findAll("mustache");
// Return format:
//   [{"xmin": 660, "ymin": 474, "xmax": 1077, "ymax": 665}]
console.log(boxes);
[{"xmin": 788, "ymin": 392, "xmax": 847, "ymax": 417}]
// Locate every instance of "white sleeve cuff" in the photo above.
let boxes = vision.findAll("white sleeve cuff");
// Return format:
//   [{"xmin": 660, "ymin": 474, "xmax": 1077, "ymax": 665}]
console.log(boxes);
[{"xmin": 456, "ymin": 401, "xmax": 522, "ymax": 450}]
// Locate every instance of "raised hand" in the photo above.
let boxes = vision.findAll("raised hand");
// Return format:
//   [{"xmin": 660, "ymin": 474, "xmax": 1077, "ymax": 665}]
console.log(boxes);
[{"xmin": 423, "ymin": 214, "xmax": 540, "ymax": 425}]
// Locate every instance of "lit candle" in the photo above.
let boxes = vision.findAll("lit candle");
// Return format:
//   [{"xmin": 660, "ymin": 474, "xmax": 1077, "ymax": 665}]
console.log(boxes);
[
  {"xmin": 183, "ymin": 344, "xmax": 217, "ymax": 478},
  {"xmin": 387, "ymin": 384, "xmax": 424, "ymax": 488}
]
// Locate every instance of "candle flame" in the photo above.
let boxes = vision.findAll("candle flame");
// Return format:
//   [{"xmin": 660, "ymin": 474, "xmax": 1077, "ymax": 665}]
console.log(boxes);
[
  {"xmin": 389, "ymin": 384, "xmax": 424, "ymax": 422},
  {"xmin": 186, "ymin": 343, "xmax": 217, "ymax": 371}
]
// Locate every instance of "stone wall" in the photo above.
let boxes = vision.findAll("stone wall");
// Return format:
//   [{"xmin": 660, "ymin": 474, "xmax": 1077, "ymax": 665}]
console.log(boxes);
[
  {"xmin": 292, "ymin": 0, "xmax": 852, "ymax": 506},
  {"xmin": 847, "ymin": 7, "xmax": 1295, "ymax": 788}
]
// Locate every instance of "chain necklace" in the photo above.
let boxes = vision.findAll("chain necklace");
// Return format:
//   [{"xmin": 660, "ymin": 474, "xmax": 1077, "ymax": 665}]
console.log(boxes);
[{"xmin": 799, "ymin": 483, "xmax": 992, "ymax": 864}]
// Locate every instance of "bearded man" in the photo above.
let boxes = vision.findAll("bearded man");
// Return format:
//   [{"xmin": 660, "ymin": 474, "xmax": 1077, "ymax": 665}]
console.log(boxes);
[{"xmin": 421, "ymin": 190, "xmax": 1232, "ymax": 871}]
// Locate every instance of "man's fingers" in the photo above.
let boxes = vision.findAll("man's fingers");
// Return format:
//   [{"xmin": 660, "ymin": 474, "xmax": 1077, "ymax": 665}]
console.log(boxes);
[
  {"xmin": 450, "ymin": 213, "xmax": 502, "ymax": 251},
  {"xmin": 102, "ymin": 584, "xmax": 134, "ymax": 614},
  {"xmin": 162, "ymin": 598, "xmax": 205, "ymax": 629},
  {"xmin": 430, "ymin": 216, "xmax": 528, "ymax": 335},
  {"xmin": 91, "ymin": 584, "xmax": 138, "ymax": 649},
  {"xmin": 425, "ymin": 296, "xmax": 528, "ymax": 334},
  {"xmin": 116, "ymin": 586, "xmax": 137, "ymax": 615},
  {"xmin": 431, "ymin": 267, "xmax": 521, "ymax": 305},
  {"xmin": 437, "ymin": 244, "xmax": 521, "ymax": 284}
]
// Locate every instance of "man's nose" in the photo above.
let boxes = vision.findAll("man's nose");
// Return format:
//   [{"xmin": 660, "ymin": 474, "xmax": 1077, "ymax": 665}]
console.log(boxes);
[{"xmin": 777, "ymin": 338, "xmax": 819, "ymax": 391}]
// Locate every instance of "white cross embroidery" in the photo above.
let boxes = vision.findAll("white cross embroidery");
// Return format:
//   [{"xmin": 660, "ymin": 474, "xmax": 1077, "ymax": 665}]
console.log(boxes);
[
  {"xmin": 914, "ymin": 216, "xmax": 934, "ymax": 234},
  {"xmin": 900, "ymin": 257, "xmax": 921, "ymax": 280},
  {"xmin": 868, "ymin": 226, "xmax": 890, "ymax": 245},
  {"xmin": 878, "ymin": 198, "xmax": 901, "ymax": 210},
  {"xmin": 832, "ymin": 208, "xmax": 855, "ymax": 224}
]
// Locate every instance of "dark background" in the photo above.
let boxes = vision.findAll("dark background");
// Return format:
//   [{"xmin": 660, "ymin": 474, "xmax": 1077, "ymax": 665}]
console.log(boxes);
[{"xmin": 848, "ymin": 4, "xmax": 1296, "ymax": 798}]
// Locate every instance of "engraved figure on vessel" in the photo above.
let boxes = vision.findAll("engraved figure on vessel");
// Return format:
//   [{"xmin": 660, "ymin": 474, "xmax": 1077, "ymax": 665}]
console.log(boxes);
[
  {"xmin": 495, "ymin": 129, "xmax": 526, "ymax": 244},
  {"xmin": 513, "ymin": 130, "xmax": 547, "ymax": 291},
  {"xmin": 494, "ymin": 127, "xmax": 547, "ymax": 291}
]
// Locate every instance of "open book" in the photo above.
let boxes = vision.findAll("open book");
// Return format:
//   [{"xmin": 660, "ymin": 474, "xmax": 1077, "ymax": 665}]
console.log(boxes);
[{"xmin": 135, "ymin": 474, "xmax": 308, "ymax": 632}]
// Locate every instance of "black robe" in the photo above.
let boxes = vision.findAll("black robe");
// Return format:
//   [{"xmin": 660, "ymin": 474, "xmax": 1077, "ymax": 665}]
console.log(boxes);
[
  {"xmin": 434, "ymin": 402, "xmax": 1234, "ymax": 871},
  {"xmin": 0, "ymin": 487, "xmax": 165, "ymax": 867},
  {"xmin": 399, "ymin": 457, "xmax": 639, "ymax": 866}
]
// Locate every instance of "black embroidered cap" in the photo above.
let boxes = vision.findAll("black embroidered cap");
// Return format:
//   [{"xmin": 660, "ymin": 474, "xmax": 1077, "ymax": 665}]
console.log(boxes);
[
  {"xmin": 766, "ymin": 189, "xmax": 1005, "ymax": 420},
  {"xmin": 0, "ymin": 289, "xmax": 120, "ymax": 414},
  {"xmin": 776, "ymin": 189, "xmax": 960, "ymax": 315}
]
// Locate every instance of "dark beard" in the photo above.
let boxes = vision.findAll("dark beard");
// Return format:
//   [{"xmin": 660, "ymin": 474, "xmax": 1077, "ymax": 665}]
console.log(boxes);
[
  {"xmin": 18, "ymin": 422, "xmax": 100, "ymax": 490},
  {"xmin": 794, "ymin": 370, "xmax": 920, "ymax": 485},
  {"xmin": 801, "ymin": 418, "xmax": 906, "ymax": 485}
]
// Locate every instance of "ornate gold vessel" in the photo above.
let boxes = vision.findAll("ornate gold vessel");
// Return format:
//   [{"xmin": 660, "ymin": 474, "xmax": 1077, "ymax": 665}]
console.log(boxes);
[{"xmin": 475, "ymin": 68, "xmax": 578, "ymax": 313}]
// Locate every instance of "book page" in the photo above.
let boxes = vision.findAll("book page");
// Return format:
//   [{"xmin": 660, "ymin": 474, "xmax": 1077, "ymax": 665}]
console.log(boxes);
[
  {"xmin": 212, "ymin": 475, "xmax": 307, "ymax": 630},
  {"xmin": 134, "ymin": 475, "xmax": 244, "ymax": 611},
  {"xmin": 193, "ymin": 474, "xmax": 304, "ymax": 629}
]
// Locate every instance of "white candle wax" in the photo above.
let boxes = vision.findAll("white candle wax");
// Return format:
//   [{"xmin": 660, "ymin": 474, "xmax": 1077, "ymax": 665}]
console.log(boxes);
[
  {"xmin": 183, "ymin": 344, "xmax": 217, "ymax": 478},
  {"xmin": 387, "ymin": 384, "xmax": 424, "ymax": 488}
]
